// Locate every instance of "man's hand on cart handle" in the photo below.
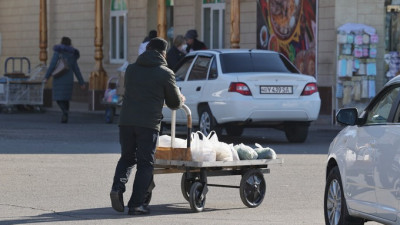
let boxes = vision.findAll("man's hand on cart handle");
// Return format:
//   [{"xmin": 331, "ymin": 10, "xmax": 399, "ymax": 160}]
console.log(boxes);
[{"xmin": 180, "ymin": 94, "xmax": 186, "ymax": 103}]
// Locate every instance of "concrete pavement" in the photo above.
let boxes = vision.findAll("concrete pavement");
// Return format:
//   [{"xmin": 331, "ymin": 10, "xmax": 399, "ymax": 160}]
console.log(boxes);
[{"xmin": 1, "ymin": 104, "xmax": 381, "ymax": 225}]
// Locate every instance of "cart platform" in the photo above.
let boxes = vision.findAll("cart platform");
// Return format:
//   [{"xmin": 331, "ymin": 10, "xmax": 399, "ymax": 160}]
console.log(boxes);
[
  {"xmin": 155, "ymin": 158, "xmax": 283, "ymax": 169},
  {"xmin": 147, "ymin": 105, "xmax": 283, "ymax": 212}
]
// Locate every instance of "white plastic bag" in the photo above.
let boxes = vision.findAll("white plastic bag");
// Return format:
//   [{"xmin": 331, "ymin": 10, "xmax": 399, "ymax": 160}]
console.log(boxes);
[
  {"xmin": 254, "ymin": 143, "xmax": 277, "ymax": 159},
  {"xmin": 229, "ymin": 144, "xmax": 240, "ymax": 161},
  {"xmin": 234, "ymin": 143, "xmax": 258, "ymax": 160},
  {"xmin": 190, "ymin": 131, "xmax": 216, "ymax": 162},
  {"xmin": 207, "ymin": 131, "xmax": 233, "ymax": 161},
  {"xmin": 158, "ymin": 135, "xmax": 187, "ymax": 148}
]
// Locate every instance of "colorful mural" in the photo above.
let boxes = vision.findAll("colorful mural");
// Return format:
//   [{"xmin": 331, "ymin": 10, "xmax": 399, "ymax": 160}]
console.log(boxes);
[{"xmin": 257, "ymin": 0, "xmax": 317, "ymax": 77}]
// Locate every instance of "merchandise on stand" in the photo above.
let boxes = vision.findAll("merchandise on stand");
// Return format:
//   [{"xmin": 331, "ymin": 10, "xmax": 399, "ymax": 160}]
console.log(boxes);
[{"xmin": 336, "ymin": 23, "xmax": 378, "ymax": 108}]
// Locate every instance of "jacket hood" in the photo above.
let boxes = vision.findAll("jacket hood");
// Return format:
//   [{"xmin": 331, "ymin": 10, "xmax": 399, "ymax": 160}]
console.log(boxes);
[
  {"xmin": 53, "ymin": 44, "xmax": 80, "ymax": 58},
  {"xmin": 136, "ymin": 50, "xmax": 167, "ymax": 67}
]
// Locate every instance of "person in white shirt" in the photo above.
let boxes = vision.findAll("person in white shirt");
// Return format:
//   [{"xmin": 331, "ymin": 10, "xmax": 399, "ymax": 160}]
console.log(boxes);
[{"xmin": 138, "ymin": 30, "xmax": 157, "ymax": 55}]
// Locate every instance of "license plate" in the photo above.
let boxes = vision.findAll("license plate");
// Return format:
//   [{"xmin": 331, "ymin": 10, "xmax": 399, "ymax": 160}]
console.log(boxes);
[{"xmin": 260, "ymin": 85, "xmax": 293, "ymax": 94}]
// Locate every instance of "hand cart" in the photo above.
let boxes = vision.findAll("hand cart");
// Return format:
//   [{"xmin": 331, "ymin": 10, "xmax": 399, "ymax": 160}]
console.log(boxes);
[
  {"xmin": 0, "ymin": 57, "xmax": 45, "ymax": 113},
  {"xmin": 101, "ymin": 76, "xmax": 122, "ymax": 123},
  {"xmin": 148, "ymin": 105, "xmax": 283, "ymax": 212}
]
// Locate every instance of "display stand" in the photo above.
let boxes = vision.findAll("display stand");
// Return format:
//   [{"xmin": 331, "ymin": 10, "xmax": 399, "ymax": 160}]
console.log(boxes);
[{"xmin": 336, "ymin": 23, "xmax": 378, "ymax": 110}]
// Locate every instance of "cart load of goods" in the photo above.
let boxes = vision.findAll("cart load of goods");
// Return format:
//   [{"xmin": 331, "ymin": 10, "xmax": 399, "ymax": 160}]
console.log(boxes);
[{"xmin": 157, "ymin": 131, "xmax": 277, "ymax": 162}]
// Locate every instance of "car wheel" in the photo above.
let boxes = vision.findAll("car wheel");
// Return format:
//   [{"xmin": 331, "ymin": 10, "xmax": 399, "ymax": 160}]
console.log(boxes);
[
  {"xmin": 198, "ymin": 106, "xmax": 221, "ymax": 136},
  {"xmin": 284, "ymin": 124, "xmax": 308, "ymax": 143},
  {"xmin": 324, "ymin": 167, "xmax": 364, "ymax": 225},
  {"xmin": 225, "ymin": 125, "xmax": 244, "ymax": 136}
]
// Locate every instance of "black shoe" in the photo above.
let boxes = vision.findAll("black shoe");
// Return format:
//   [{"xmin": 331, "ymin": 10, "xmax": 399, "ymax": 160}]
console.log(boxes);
[
  {"xmin": 110, "ymin": 190, "xmax": 124, "ymax": 212},
  {"xmin": 143, "ymin": 191, "xmax": 152, "ymax": 207},
  {"xmin": 128, "ymin": 205, "xmax": 150, "ymax": 215},
  {"xmin": 61, "ymin": 113, "xmax": 68, "ymax": 123}
]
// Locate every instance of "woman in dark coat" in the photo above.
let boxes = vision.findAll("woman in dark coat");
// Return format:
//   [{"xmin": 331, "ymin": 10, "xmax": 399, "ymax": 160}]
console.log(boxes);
[
  {"xmin": 44, "ymin": 37, "xmax": 85, "ymax": 123},
  {"xmin": 166, "ymin": 35, "xmax": 186, "ymax": 70}
]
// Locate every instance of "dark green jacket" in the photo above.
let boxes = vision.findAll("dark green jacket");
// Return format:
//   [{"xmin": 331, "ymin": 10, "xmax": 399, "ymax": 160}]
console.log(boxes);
[{"xmin": 119, "ymin": 50, "xmax": 182, "ymax": 131}]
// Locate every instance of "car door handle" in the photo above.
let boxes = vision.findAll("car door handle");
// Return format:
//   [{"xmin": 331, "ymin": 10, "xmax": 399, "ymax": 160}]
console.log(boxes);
[{"xmin": 196, "ymin": 86, "xmax": 201, "ymax": 91}]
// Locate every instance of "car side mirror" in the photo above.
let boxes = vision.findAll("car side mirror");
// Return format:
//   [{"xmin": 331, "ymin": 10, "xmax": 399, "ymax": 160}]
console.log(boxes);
[{"xmin": 336, "ymin": 108, "xmax": 359, "ymax": 126}]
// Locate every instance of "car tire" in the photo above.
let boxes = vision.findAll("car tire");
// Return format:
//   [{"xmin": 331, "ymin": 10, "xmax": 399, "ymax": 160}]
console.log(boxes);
[
  {"xmin": 225, "ymin": 125, "xmax": 244, "ymax": 136},
  {"xmin": 198, "ymin": 106, "xmax": 221, "ymax": 136},
  {"xmin": 324, "ymin": 167, "xmax": 364, "ymax": 225},
  {"xmin": 284, "ymin": 124, "xmax": 308, "ymax": 143}
]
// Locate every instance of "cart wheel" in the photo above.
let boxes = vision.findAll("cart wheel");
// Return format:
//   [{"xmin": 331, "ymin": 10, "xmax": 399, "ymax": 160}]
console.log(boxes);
[
  {"xmin": 181, "ymin": 173, "xmax": 199, "ymax": 202},
  {"xmin": 189, "ymin": 182, "xmax": 206, "ymax": 212},
  {"xmin": 105, "ymin": 107, "xmax": 114, "ymax": 123},
  {"xmin": 143, "ymin": 191, "xmax": 152, "ymax": 207},
  {"xmin": 240, "ymin": 169, "xmax": 266, "ymax": 208}
]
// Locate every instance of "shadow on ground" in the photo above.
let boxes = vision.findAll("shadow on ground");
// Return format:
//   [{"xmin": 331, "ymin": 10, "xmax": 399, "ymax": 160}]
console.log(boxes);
[{"xmin": 1, "ymin": 203, "xmax": 245, "ymax": 224}]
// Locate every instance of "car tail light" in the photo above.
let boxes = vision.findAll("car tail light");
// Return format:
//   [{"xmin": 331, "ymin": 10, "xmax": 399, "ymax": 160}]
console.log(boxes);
[
  {"xmin": 301, "ymin": 83, "xmax": 318, "ymax": 96},
  {"xmin": 228, "ymin": 82, "xmax": 252, "ymax": 96}
]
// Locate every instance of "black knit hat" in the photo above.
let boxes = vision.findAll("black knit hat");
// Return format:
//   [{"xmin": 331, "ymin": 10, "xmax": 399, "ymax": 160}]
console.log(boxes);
[
  {"xmin": 146, "ymin": 37, "xmax": 168, "ymax": 53},
  {"xmin": 185, "ymin": 29, "xmax": 198, "ymax": 39},
  {"xmin": 149, "ymin": 30, "xmax": 157, "ymax": 39}
]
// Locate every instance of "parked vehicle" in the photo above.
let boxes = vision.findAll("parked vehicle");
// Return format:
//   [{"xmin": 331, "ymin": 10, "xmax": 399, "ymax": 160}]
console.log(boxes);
[
  {"xmin": 162, "ymin": 49, "xmax": 320, "ymax": 142},
  {"xmin": 324, "ymin": 76, "xmax": 400, "ymax": 225}
]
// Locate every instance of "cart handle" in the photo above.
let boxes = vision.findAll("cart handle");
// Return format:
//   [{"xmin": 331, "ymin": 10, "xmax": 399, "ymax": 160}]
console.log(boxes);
[
  {"xmin": 4, "ymin": 57, "xmax": 31, "ymax": 74},
  {"xmin": 170, "ymin": 104, "xmax": 192, "ymax": 149}
]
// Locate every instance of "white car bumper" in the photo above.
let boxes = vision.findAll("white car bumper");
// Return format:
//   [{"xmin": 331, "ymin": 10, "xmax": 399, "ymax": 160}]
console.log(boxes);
[{"xmin": 209, "ymin": 95, "xmax": 321, "ymax": 124}]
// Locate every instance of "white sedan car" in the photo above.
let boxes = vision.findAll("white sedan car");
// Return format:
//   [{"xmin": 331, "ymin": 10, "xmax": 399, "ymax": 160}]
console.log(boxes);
[
  {"xmin": 324, "ymin": 76, "xmax": 400, "ymax": 225},
  {"xmin": 162, "ymin": 49, "xmax": 320, "ymax": 142}
]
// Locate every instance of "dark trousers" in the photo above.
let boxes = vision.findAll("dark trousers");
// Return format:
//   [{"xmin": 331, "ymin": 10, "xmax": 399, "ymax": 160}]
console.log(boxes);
[
  {"xmin": 56, "ymin": 100, "xmax": 69, "ymax": 115},
  {"xmin": 112, "ymin": 126, "xmax": 158, "ymax": 208}
]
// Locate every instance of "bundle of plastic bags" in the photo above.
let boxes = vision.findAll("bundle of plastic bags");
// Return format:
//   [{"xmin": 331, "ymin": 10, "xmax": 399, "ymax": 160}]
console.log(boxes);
[
  {"xmin": 229, "ymin": 144, "xmax": 240, "ymax": 161},
  {"xmin": 158, "ymin": 135, "xmax": 187, "ymax": 148},
  {"xmin": 254, "ymin": 143, "xmax": 277, "ymax": 159},
  {"xmin": 232, "ymin": 143, "xmax": 277, "ymax": 160},
  {"xmin": 190, "ymin": 131, "xmax": 216, "ymax": 162},
  {"xmin": 233, "ymin": 143, "xmax": 258, "ymax": 160},
  {"xmin": 207, "ymin": 131, "xmax": 234, "ymax": 161},
  {"xmin": 160, "ymin": 131, "xmax": 277, "ymax": 162}
]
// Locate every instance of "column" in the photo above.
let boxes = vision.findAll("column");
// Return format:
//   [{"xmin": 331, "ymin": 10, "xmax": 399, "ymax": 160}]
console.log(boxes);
[
  {"xmin": 89, "ymin": 0, "xmax": 108, "ymax": 110},
  {"xmin": 39, "ymin": 0, "xmax": 47, "ymax": 64},
  {"xmin": 230, "ymin": 0, "xmax": 240, "ymax": 49},
  {"xmin": 40, "ymin": 0, "xmax": 52, "ymax": 107},
  {"xmin": 157, "ymin": 0, "xmax": 167, "ymax": 39}
]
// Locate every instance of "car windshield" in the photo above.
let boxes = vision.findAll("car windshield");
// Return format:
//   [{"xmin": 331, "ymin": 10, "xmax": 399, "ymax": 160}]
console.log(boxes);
[{"xmin": 219, "ymin": 52, "xmax": 299, "ymax": 74}]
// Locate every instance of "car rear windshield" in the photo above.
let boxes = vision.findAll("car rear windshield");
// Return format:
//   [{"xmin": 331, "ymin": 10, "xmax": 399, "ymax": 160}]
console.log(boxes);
[{"xmin": 219, "ymin": 52, "xmax": 299, "ymax": 74}]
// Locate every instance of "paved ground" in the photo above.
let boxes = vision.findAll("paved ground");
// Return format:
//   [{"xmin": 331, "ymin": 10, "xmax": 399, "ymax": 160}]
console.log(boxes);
[{"xmin": 0, "ymin": 105, "xmax": 381, "ymax": 225}]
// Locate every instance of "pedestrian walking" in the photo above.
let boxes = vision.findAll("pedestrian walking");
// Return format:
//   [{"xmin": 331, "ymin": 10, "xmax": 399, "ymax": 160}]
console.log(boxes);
[
  {"xmin": 110, "ymin": 37, "xmax": 185, "ymax": 215},
  {"xmin": 44, "ymin": 37, "xmax": 85, "ymax": 123},
  {"xmin": 138, "ymin": 30, "xmax": 157, "ymax": 55},
  {"xmin": 184, "ymin": 29, "xmax": 207, "ymax": 52},
  {"xmin": 166, "ymin": 35, "xmax": 187, "ymax": 70}
]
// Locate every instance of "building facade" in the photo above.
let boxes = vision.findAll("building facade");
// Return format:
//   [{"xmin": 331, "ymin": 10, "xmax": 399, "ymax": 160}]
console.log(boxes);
[{"xmin": 0, "ymin": 0, "xmax": 394, "ymax": 123}]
